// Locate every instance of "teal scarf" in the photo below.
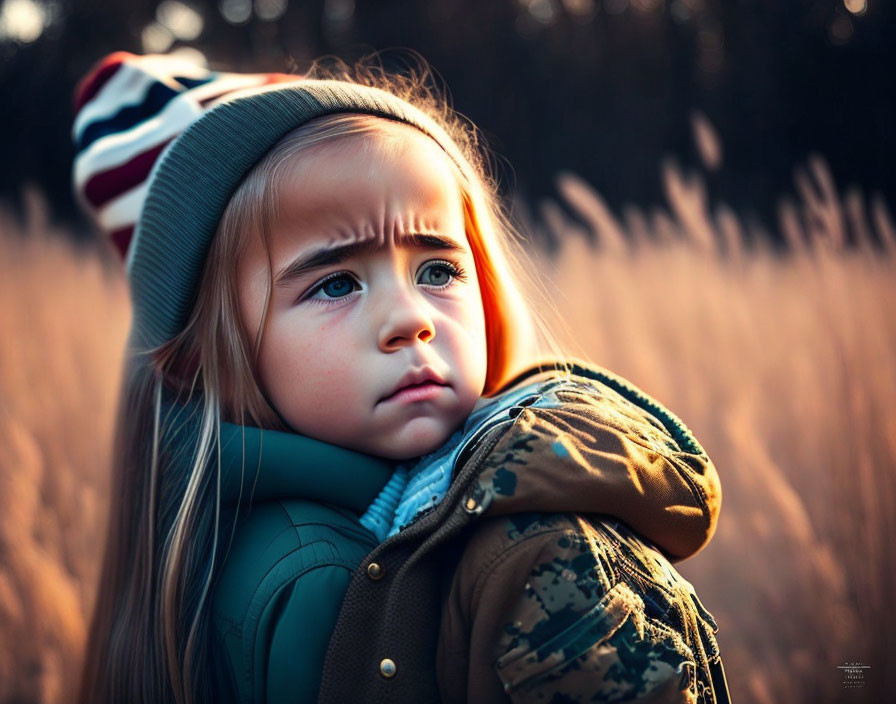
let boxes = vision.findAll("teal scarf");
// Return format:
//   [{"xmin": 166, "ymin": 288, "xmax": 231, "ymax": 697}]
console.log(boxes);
[{"xmin": 160, "ymin": 396, "xmax": 395, "ymax": 513}]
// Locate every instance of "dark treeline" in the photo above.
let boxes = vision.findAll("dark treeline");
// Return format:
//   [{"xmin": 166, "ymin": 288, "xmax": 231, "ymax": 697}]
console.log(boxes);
[{"xmin": 1, "ymin": 0, "xmax": 893, "ymax": 245}]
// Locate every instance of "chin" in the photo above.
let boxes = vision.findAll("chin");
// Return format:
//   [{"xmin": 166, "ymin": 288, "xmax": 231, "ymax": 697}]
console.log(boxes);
[{"xmin": 374, "ymin": 417, "xmax": 457, "ymax": 461}]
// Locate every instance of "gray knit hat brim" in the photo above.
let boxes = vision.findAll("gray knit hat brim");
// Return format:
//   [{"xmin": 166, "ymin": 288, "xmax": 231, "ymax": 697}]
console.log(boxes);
[{"xmin": 128, "ymin": 79, "xmax": 465, "ymax": 352}]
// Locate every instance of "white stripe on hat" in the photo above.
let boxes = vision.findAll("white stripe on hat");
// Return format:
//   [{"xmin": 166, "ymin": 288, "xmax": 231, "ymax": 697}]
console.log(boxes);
[
  {"xmin": 74, "ymin": 72, "xmax": 275, "ymax": 191},
  {"xmin": 96, "ymin": 181, "xmax": 150, "ymax": 232},
  {"xmin": 174, "ymin": 72, "xmax": 272, "ymax": 104},
  {"xmin": 201, "ymin": 76, "xmax": 295, "ymax": 110},
  {"xmin": 73, "ymin": 94, "xmax": 204, "ymax": 190},
  {"xmin": 73, "ymin": 55, "xmax": 208, "ymax": 143},
  {"xmin": 74, "ymin": 65, "xmax": 161, "ymax": 143}
]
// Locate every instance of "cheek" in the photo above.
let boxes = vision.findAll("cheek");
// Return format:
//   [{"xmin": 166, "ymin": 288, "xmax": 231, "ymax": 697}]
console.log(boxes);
[
  {"xmin": 258, "ymin": 317, "xmax": 363, "ymax": 422},
  {"xmin": 439, "ymin": 291, "xmax": 488, "ymax": 373},
  {"xmin": 261, "ymin": 324, "xmax": 314, "ymax": 383},
  {"xmin": 459, "ymin": 284, "xmax": 487, "ymax": 345},
  {"xmin": 464, "ymin": 288, "xmax": 490, "ymax": 389}
]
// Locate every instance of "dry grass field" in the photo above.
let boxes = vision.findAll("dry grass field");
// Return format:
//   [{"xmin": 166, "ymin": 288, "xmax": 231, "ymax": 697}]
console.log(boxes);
[
  {"xmin": 0, "ymin": 194, "xmax": 130, "ymax": 704},
  {"xmin": 1, "ymin": 155, "xmax": 893, "ymax": 703}
]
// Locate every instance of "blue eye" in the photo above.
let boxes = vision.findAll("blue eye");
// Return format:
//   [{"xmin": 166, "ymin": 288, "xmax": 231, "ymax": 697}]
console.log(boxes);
[
  {"xmin": 306, "ymin": 273, "xmax": 360, "ymax": 301},
  {"xmin": 321, "ymin": 275, "xmax": 355, "ymax": 297},
  {"xmin": 302, "ymin": 260, "xmax": 466, "ymax": 306},
  {"xmin": 418, "ymin": 261, "xmax": 464, "ymax": 288}
]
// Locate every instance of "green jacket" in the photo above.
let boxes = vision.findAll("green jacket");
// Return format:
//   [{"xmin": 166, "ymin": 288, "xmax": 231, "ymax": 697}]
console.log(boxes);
[{"xmin": 206, "ymin": 422, "xmax": 394, "ymax": 704}]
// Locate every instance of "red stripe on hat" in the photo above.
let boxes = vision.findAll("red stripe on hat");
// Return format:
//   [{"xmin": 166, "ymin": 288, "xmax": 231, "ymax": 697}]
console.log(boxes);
[
  {"xmin": 198, "ymin": 88, "xmax": 247, "ymax": 108},
  {"xmin": 263, "ymin": 73, "xmax": 305, "ymax": 85},
  {"xmin": 73, "ymin": 51, "xmax": 136, "ymax": 113},
  {"xmin": 196, "ymin": 73, "xmax": 304, "ymax": 108},
  {"xmin": 109, "ymin": 225, "xmax": 134, "ymax": 259},
  {"xmin": 83, "ymin": 138, "xmax": 173, "ymax": 209}
]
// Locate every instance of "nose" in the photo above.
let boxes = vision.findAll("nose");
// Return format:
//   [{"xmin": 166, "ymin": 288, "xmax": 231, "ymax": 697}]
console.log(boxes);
[{"xmin": 377, "ymin": 284, "xmax": 436, "ymax": 352}]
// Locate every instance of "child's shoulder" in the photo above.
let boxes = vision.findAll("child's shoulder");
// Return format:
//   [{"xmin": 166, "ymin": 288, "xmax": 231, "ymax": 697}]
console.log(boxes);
[
  {"xmin": 212, "ymin": 499, "xmax": 376, "ymax": 703},
  {"xmin": 488, "ymin": 358, "xmax": 707, "ymax": 458},
  {"xmin": 213, "ymin": 499, "xmax": 375, "ymax": 626}
]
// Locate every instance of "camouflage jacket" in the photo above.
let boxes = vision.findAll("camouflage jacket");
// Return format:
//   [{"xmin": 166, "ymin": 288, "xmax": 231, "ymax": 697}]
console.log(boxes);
[{"xmin": 317, "ymin": 362, "xmax": 729, "ymax": 703}]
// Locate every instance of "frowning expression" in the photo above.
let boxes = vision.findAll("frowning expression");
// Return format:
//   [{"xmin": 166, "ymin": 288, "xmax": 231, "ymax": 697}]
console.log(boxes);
[{"xmin": 236, "ymin": 122, "xmax": 488, "ymax": 460}]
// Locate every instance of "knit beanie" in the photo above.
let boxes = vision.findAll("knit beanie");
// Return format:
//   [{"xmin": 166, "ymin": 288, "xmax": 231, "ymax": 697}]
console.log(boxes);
[{"xmin": 72, "ymin": 51, "xmax": 468, "ymax": 352}]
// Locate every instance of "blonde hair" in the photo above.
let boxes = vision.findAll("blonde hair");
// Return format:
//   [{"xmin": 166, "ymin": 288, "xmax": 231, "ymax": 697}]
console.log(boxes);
[{"xmin": 79, "ymin": 56, "xmax": 567, "ymax": 704}]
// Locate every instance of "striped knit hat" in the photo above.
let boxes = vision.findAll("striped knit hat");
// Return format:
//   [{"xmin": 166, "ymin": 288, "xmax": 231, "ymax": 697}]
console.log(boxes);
[
  {"xmin": 73, "ymin": 51, "xmax": 300, "ymax": 257},
  {"xmin": 71, "ymin": 51, "xmax": 468, "ymax": 352}
]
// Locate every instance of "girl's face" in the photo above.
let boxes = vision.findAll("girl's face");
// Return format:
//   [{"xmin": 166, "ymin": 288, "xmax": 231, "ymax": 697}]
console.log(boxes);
[{"xmin": 236, "ymin": 124, "xmax": 488, "ymax": 460}]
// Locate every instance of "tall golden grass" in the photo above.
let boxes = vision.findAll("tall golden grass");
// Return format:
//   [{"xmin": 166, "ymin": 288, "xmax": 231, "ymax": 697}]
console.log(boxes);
[
  {"xmin": 1, "ymin": 155, "xmax": 893, "ymax": 703},
  {"xmin": 529, "ymin": 156, "xmax": 896, "ymax": 703},
  {"xmin": 0, "ymin": 193, "xmax": 130, "ymax": 704}
]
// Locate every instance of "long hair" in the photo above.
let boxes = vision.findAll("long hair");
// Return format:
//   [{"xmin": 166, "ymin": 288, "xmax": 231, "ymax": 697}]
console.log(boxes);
[{"xmin": 77, "ymin": 55, "xmax": 566, "ymax": 704}]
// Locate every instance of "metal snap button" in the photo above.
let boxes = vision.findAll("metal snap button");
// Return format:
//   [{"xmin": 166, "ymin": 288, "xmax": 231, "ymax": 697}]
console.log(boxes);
[
  {"xmin": 379, "ymin": 658, "xmax": 397, "ymax": 678},
  {"xmin": 464, "ymin": 496, "xmax": 479, "ymax": 513},
  {"xmin": 366, "ymin": 562, "xmax": 385, "ymax": 580}
]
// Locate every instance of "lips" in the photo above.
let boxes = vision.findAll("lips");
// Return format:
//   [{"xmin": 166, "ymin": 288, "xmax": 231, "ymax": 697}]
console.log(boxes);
[{"xmin": 379, "ymin": 367, "xmax": 449, "ymax": 404}]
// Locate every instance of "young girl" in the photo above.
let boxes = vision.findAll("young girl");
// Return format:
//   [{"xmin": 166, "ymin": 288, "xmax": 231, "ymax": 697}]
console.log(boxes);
[{"xmin": 73, "ymin": 52, "xmax": 730, "ymax": 703}]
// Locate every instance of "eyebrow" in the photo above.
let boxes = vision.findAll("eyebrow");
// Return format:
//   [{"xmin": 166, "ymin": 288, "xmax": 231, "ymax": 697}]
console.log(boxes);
[{"xmin": 273, "ymin": 233, "xmax": 467, "ymax": 288}]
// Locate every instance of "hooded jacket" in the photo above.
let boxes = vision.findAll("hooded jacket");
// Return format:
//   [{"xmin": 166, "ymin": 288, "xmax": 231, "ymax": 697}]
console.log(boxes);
[{"xmin": 208, "ymin": 361, "xmax": 727, "ymax": 703}]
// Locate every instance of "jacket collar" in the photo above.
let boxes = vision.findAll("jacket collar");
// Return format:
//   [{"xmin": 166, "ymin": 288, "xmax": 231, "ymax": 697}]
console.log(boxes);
[
  {"xmin": 216, "ymin": 420, "xmax": 395, "ymax": 511},
  {"xmin": 161, "ymin": 394, "xmax": 395, "ymax": 513}
]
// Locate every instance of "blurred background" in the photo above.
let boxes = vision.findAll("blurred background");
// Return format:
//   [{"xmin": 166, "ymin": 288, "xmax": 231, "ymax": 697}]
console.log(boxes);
[{"xmin": 0, "ymin": 1, "xmax": 894, "ymax": 702}]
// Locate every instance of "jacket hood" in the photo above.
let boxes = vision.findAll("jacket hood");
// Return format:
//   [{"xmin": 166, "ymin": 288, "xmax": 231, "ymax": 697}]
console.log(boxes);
[{"xmin": 463, "ymin": 361, "xmax": 721, "ymax": 561}]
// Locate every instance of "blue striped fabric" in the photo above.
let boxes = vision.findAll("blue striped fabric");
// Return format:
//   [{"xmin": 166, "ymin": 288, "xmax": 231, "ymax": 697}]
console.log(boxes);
[
  {"xmin": 76, "ymin": 75, "xmax": 217, "ymax": 152},
  {"xmin": 72, "ymin": 52, "xmax": 301, "ymax": 258},
  {"xmin": 76, "ymin": 81, "xmax": 179, "ymax": 152}
]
